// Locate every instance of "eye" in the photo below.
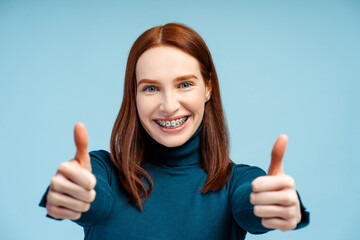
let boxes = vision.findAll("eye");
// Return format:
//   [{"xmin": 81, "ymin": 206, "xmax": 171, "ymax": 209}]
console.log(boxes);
[
  {"xmin": 144, "ymin": 86, "xmax": 157, "ymax": 92},
  {"xmin": 180, "ymin": 82, "xmax": 192, "ymax": 89}
]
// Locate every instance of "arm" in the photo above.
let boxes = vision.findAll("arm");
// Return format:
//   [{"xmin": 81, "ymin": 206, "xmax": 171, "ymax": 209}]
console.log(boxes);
[
  {"xmin": 74, "ymin": 150, "xmax": 114, "ymax": 227},
  {"xmin": 230, "ymin": 165, "xmax": 271, "ymax": 234}
]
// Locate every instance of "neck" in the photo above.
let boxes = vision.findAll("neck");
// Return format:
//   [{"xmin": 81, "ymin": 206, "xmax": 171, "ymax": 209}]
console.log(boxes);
[{"xmin": 145, "ymin": 126, "xmax": 202, "ymax": 167}]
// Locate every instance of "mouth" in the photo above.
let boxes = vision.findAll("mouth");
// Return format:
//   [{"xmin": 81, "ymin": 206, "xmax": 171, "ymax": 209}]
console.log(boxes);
[{"xmin": 154, "ymin": 116, "xmax": 189, "ymax": 129}]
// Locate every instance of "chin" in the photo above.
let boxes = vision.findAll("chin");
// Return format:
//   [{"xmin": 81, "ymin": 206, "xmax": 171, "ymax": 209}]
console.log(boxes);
[{"xmin": 154, "ymin": 133, "xmax": 190, "ymax": 148}]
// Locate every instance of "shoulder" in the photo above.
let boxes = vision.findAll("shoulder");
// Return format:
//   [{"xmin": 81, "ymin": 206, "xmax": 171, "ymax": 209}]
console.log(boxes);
[
  {"xmin": 89, "ymin": 150, "xmax": 115, "ymax": 181},
  {"xmin": 89, "ymin": 149, "xmax": 112, "ymax": 166},
  {"xmin": 89, "ymin": 149, "xmax": 111, "ymax": 159}
]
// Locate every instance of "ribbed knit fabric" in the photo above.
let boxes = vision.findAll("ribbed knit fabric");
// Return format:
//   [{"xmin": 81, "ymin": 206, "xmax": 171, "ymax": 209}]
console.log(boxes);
[{"xmin": 39, "ymin": 127, "xmax": 309, "ymax": 239}]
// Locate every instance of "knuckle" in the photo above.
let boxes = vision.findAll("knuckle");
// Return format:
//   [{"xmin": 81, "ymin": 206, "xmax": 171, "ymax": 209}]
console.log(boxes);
[
  {"xmin": 283, "ymin": 191, "xmax": 297, "ymax": 205},
  {"xmin": 47, "ymin": 192, "xmax": 57, "ymax": 204},
  {"xmin": 279, "ymin": 222, "xmax": 288, "ymax": 232},
  {"xmin": 58, "ymin": 162, "xmax": 70, "ymax": 173},
  {"xmin": 50, "ymin": 176, "xmax": 62, "ymax": 191},
  {"xmin": 284, "ymin": 195, "xmax": 292, "ymax": 205},
  {"xmin": 251, "ymin": 177, "xmax": 264, "ymax": 191},
  {"xmin": 89, "ymin": 174, "xmax": 97, "ymax": 189},
  {"xmin": 251, "ymin": 180, "xmax": 257, "ymax": 191},
  {"xmin": 281, "ymin": 220, "xmax": 296, "ymax": 231},
  {"xmin": 46, "ymin": 204, "xmax": 56, "ymax": 215},
  {"xmin": 46, "ymin": 204, "xmax": 62, "ymax": 219},
  {"xmin": 87, "ymin": 189, "xmax": 96, "ymax": 202},
  {"xmin": 82, "ymin": 203, "xmax": 91, "ymax": 212},
  {"xmin": 70, "ymin": 212, "xmax": 82, "ymax": 220},
  {"xmin": 91, "ymin": 189, "xmax": 97, "ymax": 201},
  {"xmin": 287, "ymin": 219, "xmax": 298, "ymax": 230},
  {"xmin": 286, "ymin": 207, "xmax": 297, "ymax": 219},
  {"xmin": 261, "ymin": 218, "xmax": 269, "ymax": 228},
  {"xmin": 289, "ymin": 191, "xmax": 298, "ymax": 204},
  {"xmin": 249, "ymin": 193, "xmax": 255, "ymax": 204},
  {"xmin": 284, "ymin": 175, "xmax": 295, "ymax": 188},
  {"xmin": 253, "ymin": 206, "xmax": 259, "ymax": 216},
  {"xmin": 82, "ymin": 173, "xmax": 96, "ymax": 190}
]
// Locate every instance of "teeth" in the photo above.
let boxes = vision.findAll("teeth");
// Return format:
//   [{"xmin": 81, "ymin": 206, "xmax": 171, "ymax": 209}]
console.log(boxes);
[{"xmin": 155, "ymin": 117, "xmax": 188, "ymax": 129}]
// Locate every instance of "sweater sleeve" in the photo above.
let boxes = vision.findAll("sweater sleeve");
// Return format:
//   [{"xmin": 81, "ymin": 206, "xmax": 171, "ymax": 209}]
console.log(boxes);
[
  {"xmin": 39, "ymin": 150, "xmax": 114, "ymax": 228},
  {"xmin": 230, "ymin": 164, "xmax": 310, "ymax": 234}
]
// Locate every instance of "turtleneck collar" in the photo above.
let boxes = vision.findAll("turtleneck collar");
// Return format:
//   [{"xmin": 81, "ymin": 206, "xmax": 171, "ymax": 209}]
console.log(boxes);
[{"xmin": 145, "ymin": 126, "xmax": 202, "ymax": 167}]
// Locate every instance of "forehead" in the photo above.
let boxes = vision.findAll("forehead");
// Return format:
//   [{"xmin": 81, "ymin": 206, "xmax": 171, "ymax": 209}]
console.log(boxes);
[{"xmin": 136, "ymin": 46, "xmax": 202, "ymax": 82}]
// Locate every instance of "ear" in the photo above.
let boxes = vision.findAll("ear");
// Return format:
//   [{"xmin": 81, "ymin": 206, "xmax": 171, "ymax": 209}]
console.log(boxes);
[{"xmin": 205, "ymin": 80, "xmax": 212, "ymax": 102}]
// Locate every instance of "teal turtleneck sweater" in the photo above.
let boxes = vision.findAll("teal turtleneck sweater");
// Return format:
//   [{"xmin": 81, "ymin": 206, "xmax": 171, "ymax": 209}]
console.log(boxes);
[{"xmin": 40, "ymin": 127, "xmax": 309, "ymax": 239}]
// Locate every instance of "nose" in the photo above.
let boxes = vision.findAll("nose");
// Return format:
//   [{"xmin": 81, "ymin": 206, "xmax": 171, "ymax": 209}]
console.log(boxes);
[{"xmin": 159, "ymin": 91, "xmax": 180, "ymax": 116}]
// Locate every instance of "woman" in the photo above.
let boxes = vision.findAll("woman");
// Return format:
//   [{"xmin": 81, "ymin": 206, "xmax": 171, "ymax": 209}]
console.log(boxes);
[{"xmin": 40, "ymin": 23, "xmax": 309, "ymax": 239}]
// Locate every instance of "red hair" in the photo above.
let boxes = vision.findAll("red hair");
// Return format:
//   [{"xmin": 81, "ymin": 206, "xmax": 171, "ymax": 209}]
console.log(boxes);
[{"xmin": 110, "ymin": 23, "xmax": 233, "ymax": 210}]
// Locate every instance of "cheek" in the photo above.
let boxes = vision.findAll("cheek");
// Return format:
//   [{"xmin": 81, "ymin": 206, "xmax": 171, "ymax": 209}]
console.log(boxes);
[
  {"xmin": 184, "ymin": 92, "xmax": 206, "ymax": 116},
  {"xmin": 136, "ymin": 95, "xmax": 152, "ymax": 123}
]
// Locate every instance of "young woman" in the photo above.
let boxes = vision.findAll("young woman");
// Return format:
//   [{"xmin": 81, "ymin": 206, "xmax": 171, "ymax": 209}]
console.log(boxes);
[{"xmin": 40, "ymin": 23, "xmax": 309, "ymax": 239}]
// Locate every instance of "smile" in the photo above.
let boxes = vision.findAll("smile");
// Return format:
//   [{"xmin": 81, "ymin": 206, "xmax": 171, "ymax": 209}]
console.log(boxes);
[{"xmin": 155, "ymin": 116, "xmax": 188, "ymax": 129}]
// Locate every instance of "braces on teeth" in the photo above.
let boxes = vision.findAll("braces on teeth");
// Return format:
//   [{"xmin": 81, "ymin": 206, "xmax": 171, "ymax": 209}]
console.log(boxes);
[{"xmin": 156, "ymin": 117, "xmax": 188, "ymax": 129}]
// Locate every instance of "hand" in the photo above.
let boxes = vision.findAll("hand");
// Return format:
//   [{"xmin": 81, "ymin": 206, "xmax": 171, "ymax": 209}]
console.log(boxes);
[
  {"xmin": 46, "ymin": 123, "xmax": 97, "ymax": 220},
  {"xmin": 250, "ymin": 135, "xmax": 301, "ymax": 231}
]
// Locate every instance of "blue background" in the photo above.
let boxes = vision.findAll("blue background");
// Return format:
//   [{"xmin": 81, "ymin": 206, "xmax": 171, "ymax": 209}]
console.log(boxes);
[{"xmin": 1, "ymin": 0, "xmax": 359, "ymax": 239}]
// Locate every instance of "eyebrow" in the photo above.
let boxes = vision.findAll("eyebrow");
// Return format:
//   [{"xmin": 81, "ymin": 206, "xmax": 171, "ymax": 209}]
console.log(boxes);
[{"xmin": 137, "ymin": 74, "xmax": 198, "ymax": 86}]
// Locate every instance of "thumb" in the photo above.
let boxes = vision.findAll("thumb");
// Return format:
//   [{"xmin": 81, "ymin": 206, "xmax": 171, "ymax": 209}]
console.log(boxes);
[
  {"xmin": 74, "ymin": 122, "xmax": 92, "ymax": 172},
  {"xmin": 268, "ymin": 134, "xmax": 288, "ymax": 176}
]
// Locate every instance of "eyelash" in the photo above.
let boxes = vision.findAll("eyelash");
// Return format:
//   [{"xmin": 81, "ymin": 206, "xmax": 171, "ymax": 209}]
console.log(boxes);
[
  {"xmin": 142, "ymin": 82, "xmax": 193, "ymax": 93},
  {"xmin": 179, "ymin": 82, "xmax": 193, "ymax": 89},
  {"xmin": 143, "ymin": 86, "xmax": 158, "ymax": 92}
]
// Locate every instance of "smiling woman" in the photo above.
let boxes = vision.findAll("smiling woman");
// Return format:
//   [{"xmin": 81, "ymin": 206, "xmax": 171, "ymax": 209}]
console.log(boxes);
[
  {"xmin": 39, "ymin": 23, "xmax": 309, "ymax": 240},
  {"xmin": 110, "ymin": 23, "xmax": 231, "ymax": 211}
]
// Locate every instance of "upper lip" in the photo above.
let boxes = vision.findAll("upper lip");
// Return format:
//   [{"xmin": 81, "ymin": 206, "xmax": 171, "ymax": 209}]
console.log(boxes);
[{"xmin": 154, "ymin": 115, "xmax": 189, "ymax": 121}]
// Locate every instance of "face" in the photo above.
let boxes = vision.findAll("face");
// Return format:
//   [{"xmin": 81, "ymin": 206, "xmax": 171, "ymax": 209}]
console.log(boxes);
[{"xmin": 136, "ymin": 46, "xmax": 211, "ymax": 147}]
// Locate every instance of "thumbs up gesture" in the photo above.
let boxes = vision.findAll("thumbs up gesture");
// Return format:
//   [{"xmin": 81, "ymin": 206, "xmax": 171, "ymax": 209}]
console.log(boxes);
[
  {"xmin": 46, "ymin": 123, "xmax": 97, "ymax": 220},
  {"xmin": 250, "ymin": 135, "xmax": 302, "ymax": 231}
]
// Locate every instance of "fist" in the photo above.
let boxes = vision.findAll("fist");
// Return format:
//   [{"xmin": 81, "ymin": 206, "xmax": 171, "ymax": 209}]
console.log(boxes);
[
  {"xmin": 250, "ymin": 135, "xmax": 301, "ymax": 231},
  {"xmin": 46, "ymin": 123, "xmax": 97, "ymax": 220}
]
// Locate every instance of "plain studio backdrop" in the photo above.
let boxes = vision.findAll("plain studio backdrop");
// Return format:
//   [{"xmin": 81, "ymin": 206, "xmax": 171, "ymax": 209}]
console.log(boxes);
[{"xmin": 0, "ymin": 0, "xmax": 359, "ymax": 239}]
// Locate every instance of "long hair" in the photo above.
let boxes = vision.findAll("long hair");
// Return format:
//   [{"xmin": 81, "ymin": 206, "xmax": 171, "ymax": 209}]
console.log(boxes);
[{"xmin": 110, "ymin": 23, "xmax": 233, "ymax": 211}]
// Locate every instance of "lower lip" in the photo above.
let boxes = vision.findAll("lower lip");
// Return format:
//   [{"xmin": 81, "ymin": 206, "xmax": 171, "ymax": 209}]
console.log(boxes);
[{"xmin": 154, "ymin": 117, "xmax": 190, "ymax": 133}]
